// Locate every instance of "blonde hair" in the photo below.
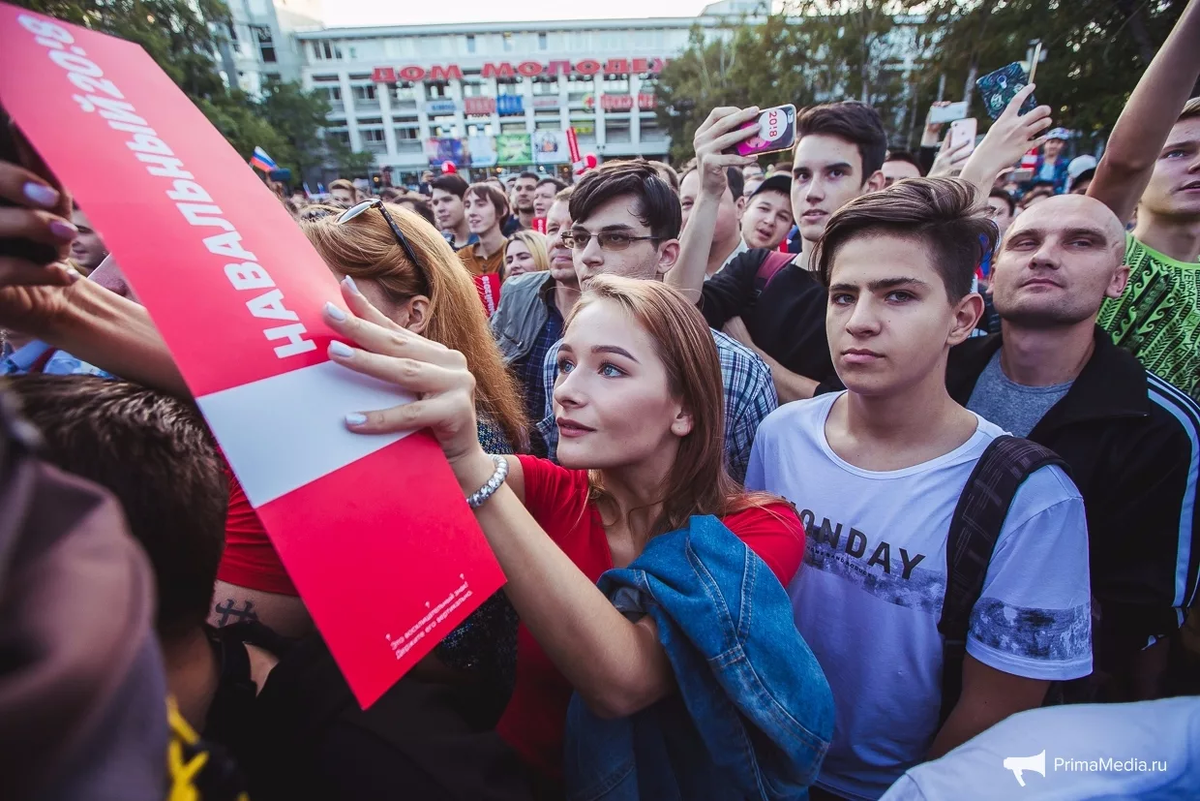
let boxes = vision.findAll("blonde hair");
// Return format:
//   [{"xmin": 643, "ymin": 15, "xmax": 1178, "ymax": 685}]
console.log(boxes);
[
  {"xmin": 301, "ymin": 204, "xmax": 528, "ymax": 449},
  {"xmin": 505, "ymin": 230, "xmax": 550, "ymax": 273},
  {"xmin": 565, "ymin": 276, "xmax": 780, "ymax": 537},
  {"xmin": 1181, "ymin": 96, "xmax": 1200, "ymax": 122}
]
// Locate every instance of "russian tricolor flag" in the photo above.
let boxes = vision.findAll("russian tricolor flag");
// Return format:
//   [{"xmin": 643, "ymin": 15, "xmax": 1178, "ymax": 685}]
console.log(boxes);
[{"xmin": 249, "ymin": 146, "xmax": 278, "ymax": 173}]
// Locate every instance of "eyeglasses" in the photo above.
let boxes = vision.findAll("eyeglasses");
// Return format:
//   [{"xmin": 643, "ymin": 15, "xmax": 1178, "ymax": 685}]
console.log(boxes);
[
  {"xmin": 337, "ymin": 199, "xmax": 425, "ymax": 279},
  {"xmin": 561, "ymin": 230, "xmax": 659, "ymax": 251}
]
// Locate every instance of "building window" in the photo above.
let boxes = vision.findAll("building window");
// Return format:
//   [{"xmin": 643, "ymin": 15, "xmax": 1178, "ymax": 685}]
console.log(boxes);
[
  {"xmin": 503, "ymin": 32, "xmax": 514, "ymax": 52},
  {"xmin": 538, "ymin": 33, "xmax": 547, "ymax": 50},
  {"xmin": 361, "ymin": 128, "xmax": 386, "ymax": 142},
  {"xmin": 426, "ymin": 82, "xmax": 449, "ymax": 100},
  {"xmin": 322, "ymin": 85, "xmax": 342, "ymax": 103},
  {"xmin": 358, "ymin": 117, "xmax": 383, "ymax": 126},
  {"xmin": 392, "ymin": 83, "xmax": 417, "ymax": 102},
  {"xmin": 461, "ymin": 79, "xmax": 485, "ymax": 97},
  {"xmin": 352, "ymin": 84, "xmax": 377, "ymax": 102},
  {"xmin": 327, "ymin": 129, "xmax": 351, "ymax": 146},
  {"xmin": 395, "ymin": 126, "xmax": 420, "ymax": 140},
  {"xmin": 496, "ymin": 79, "xmax": 520, "ymax": 97},
  {"xmin": 313, "ymin": 41, "xmax": 342, "ymax": 61},
  {"xmin": 467, "ymin": 123, "xmax": 494, "ymax": 137},
  {"xmin": 532, "ymin": 77, "xmax": 557, "ymax": 96},
  {"xmin": 466, "ymin": 34, "xmax": 476, "ymax": 54},
  {"xmin": 606, "ymin": 118, "xmax": 632, "ymax": 143},
  {"xmin": 252, "ymin": 25, "xmax": 276, "ymax": 63},
  {"xmin": 603, "ymin": 75, "xmax": 630, "ymax": 93},
  {"xmin": 348, "ymin": 46, "xmax": 357, "ymax": 60},
  {"xmin": 501, "ymin": 122, "xmax": 526, "ymax": 133}
]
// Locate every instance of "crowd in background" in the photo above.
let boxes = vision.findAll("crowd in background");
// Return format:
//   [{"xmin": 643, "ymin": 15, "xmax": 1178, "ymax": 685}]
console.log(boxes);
[{"xmin": 2, "ymin": 2, "xmax": 1200, "ymax": 800}]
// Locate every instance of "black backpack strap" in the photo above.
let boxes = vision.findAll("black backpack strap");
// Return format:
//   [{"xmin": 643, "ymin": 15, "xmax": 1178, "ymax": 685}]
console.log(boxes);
[{"xmin": 937, "ymin": 436, "xmax": 1069, "ymax": 725}]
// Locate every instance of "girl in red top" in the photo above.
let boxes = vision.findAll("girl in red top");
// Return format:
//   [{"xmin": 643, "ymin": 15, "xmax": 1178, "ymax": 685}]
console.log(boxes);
[{"xmin": 323, "ymin": 275, "xmax": 806, "ymax": 784}]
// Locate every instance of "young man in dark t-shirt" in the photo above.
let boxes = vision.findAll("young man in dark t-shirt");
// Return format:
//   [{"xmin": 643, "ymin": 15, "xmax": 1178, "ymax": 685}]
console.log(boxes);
[{"xmin": 668, "ymin": 102, "xmax": 887, "ymax": 401}]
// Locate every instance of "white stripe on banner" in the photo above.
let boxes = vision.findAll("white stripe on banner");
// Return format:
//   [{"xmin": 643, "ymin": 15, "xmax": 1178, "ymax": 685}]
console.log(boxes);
[{"xmin": 198, "ymin": 360, "xmax": 415, "ymax": 508}]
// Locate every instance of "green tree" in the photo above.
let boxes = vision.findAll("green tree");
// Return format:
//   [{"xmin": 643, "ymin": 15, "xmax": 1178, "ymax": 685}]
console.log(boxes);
[
  {"xmin": 655, "ymin": 16, "xmax": 816, "ymax": 164},
  {"xmin": 922, "ymin": 0, "xmax": 1190, "ymax": 140},
  {"xmin": 258, "ymin": 81, "xmax": 333, "ymax": 178}
]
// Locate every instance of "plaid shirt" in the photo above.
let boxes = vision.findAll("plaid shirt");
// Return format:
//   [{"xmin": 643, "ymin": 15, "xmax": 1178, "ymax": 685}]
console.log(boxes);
[
  {"xmin": 536, "ymin": 329, "xmax": 777, "ymax": 482},
  {"xmin": 515, "ymin": 304, "xmax": 565, "ymax": 426}
]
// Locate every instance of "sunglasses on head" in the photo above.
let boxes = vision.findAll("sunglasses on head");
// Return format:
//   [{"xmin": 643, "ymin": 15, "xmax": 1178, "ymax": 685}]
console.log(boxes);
[{"xmin": 337, "ymin": 200, "xmax": 425, "ymax": 279}]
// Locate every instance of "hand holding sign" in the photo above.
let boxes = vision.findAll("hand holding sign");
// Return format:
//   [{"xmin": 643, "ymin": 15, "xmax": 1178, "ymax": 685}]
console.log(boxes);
[
  {"xmin": 0, "ymin": 3, "xmax": 503, "ymax": 708},
  {"xmin": 0, "ymin": 123, "xmax": 80, "ymax": 286}
]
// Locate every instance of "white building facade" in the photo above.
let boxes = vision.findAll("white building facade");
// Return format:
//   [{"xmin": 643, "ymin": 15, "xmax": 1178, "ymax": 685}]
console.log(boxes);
[{"xmin": 293, "ymin": 19, "xmax": 709, "ymax": 183}]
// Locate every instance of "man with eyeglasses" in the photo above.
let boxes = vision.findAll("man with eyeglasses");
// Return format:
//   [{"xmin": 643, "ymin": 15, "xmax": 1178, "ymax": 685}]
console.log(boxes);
[
  {"xmin": 534, "ymin": 159, "xmax": 777, "ymax": 482},
  {"xmin": 491, "ymin": 186, "xmax": 581, "ymax": 448}
]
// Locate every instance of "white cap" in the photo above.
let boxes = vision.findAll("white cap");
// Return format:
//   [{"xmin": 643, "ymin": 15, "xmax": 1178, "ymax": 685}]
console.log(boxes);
[
  {"xmin": 1046, "ymin": 127, "xmax": 1071, "ymax": 141},
  {"xmin": 1068, "ymin": 154, "xmax": 1097, "ymax": 180}
]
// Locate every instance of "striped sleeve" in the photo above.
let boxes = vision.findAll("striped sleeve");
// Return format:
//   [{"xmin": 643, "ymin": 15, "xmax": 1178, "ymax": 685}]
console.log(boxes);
[{"xmin": 1146, "ymin": 371, "xmax": 1200, "ymax": 621}]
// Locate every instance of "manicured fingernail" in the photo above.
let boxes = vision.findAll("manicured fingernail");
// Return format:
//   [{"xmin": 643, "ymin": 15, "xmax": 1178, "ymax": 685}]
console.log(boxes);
[
  {"xmin": 324, "ymin": 301, "xmax": 347, "ymax": 322},
  {"xmin": 345, "ymin": 412, "xmax": 367, "ymax": 426},
  {"xmin": 329, "ymin": 340, "xmax": 354, "ymax": 358},
  {"xmin": 23, "ymin": 182, "xmax": 59, "ymax": 208},
  {"xmin": 49, "ymin": 220, "xmax": 77, "ymax": 241},
  {"xmin": 56, "ymin": 263, "xmax": 82, "ymax": 283},
  {"xmin": 342, "ymin": 275, "xmax": 362, "ymax": 295}
]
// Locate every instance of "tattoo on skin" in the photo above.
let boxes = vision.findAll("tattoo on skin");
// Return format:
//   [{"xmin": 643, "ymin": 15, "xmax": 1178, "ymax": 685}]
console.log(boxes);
[{"xmin": 213, "ymin": 598, "xmax": 258, "ymax": 627}]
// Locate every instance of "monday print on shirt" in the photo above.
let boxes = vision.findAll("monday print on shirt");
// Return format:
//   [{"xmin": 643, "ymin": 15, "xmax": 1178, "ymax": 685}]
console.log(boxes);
[{"xmin": 746, "ymin": 393, "xmax": 1093, "ymax": 801}]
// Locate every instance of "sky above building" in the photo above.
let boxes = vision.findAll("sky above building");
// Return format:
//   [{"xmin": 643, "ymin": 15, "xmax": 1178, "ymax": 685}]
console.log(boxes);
[{"xmin": 320, "ymin": 0, "xmax": 715, "ymax": 27}]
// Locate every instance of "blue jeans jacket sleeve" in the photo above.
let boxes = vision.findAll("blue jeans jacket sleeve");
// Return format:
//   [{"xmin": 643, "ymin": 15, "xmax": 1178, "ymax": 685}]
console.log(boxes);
[{"xmin": 564, "ymin": 515, "xmax": 834, "ymax": 801}]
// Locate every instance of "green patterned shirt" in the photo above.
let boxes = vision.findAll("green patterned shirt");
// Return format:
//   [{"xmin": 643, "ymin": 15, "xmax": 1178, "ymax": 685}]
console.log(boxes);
[{"xmin": 1098, "ymin": 233, "xmax": 1200, "ymax": 402}]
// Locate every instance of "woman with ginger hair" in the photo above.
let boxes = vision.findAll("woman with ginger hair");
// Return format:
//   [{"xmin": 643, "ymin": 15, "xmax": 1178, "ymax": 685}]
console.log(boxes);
[{"xmin": 324, "ymin": 275, "xmax": 832, "ymax": 795}]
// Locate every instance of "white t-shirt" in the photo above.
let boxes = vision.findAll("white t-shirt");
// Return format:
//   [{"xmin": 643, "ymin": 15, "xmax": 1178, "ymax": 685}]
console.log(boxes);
[
  {"xmin": 879, "ymin": 697, "xmax": 1200, "ymax": 801},
  {"xmin": 746, "ymin": 392, "xmax": 1093, "ymax": 801}
]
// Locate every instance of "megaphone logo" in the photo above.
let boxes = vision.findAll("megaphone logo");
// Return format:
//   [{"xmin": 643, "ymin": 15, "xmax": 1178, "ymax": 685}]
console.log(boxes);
[{"xmin": 1002, "ymin": 750, "xmax": 1046, "ymax": 787}]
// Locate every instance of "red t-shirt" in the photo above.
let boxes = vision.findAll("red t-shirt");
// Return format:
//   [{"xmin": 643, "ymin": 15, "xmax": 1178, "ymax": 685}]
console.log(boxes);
[
  {"xmin": 217, "ymin": 466, "xmax": 297, "ymax": 596},
  {"xmin": 495, "ymin": 455, "xmax": 806, "ymax": 779}
]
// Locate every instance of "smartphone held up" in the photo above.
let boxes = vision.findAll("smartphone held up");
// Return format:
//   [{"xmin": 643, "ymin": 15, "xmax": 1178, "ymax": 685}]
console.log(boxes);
[{"xmin": 729, "ymin": 104, "xmax": 797, "ymax": 157}]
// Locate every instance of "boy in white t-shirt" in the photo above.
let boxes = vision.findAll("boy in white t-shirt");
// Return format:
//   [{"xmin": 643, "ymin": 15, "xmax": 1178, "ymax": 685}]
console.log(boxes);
[{"xmin": 746, "ymin": 178, "xmax": 1093, "ymax": 801}]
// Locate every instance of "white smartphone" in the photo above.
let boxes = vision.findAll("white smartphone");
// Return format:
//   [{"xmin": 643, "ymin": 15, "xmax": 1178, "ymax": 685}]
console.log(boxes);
[
  {"xmin": 949, "ymin": 118, "xmax": 978, "ymax": 154},
  {"xmin": 928, "ymin": 101, "xmax": 969, "ymax": 124}
]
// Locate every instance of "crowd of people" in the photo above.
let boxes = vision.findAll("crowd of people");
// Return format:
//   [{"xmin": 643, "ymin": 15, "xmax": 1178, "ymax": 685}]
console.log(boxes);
[{"xmin": 2, "ymin": 2, "xmax": 1199, "ymax": 799}]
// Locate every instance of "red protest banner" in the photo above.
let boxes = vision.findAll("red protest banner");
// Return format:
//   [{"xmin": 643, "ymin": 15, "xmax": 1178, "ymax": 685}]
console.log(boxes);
[
  {"xmin": 566, "ymin": 127, "xmax": 581, "ymax": 164},
  {"xmin": 0, "ymin": 4, "xmax": 504, "ymax": 708}
]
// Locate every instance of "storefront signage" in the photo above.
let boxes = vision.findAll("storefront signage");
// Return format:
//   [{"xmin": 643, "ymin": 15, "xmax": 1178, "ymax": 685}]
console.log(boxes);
[
  {"xmin": 371, "ymin": 58, "xmax": 668, "ymax": 85},
  {"xmin": 425, "ymin": 98, "xmax": 457, "ymax": 115}
]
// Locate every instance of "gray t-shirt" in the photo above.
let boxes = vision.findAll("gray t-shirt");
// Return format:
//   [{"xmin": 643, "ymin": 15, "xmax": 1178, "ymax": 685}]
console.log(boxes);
[{"xmin": 966, "ymin": 350, "xmax": 1073, "ymax": 437}]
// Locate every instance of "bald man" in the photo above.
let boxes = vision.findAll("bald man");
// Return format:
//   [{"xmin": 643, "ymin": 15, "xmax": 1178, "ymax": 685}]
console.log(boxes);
[{"xmin": 946, "ymin": 194, "xmax": 1200, "ymax": 704}]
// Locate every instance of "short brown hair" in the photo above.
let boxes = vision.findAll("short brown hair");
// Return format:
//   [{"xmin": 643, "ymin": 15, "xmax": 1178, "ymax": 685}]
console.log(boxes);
[
  {"xmin": 570, "ymin": 159, "xmax": 681, "ymax": 241},
  {"xmin": 329, "ymin": 178, "xmax": 357, "ymax": 196},
  {"xmin": 796, "ymin": 101, "xmax": 888, "ymax": 180},
  {"xmin": 8, "ymin": 376, "xmax": 228, "ymax": 640},
  {"xmin": 464, "ymin": 182, "xmax": 510, "ymax": 221},
  {"xmin": 814, "ymin": 177, "xmax": 994, "ymax": 302}
]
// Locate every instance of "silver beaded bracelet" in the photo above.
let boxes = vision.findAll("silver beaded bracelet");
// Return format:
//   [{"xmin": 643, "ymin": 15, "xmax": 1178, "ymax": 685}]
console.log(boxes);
[{"xmin": 466, "ymin": 454, "xmax": 509, "ymax": 509}]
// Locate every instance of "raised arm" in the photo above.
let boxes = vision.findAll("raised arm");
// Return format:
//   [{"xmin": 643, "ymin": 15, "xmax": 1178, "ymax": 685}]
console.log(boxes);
[
  {"xmin": 959, "ymin": 85, "xmax": 1052, "ymax": 200},
  {"xmin": 0, "ymin": 142, "xmax": 188, "ymax": 396},
  {"xmin": 666, "ymin": 107, "xmax": 759, "ymax": 299},
  {"xmin": 324, "ymin": 280, "xmax": 675, "ymax": 717},
  {"xmin": 1087, "ymin": 0, "xmax": 1200, "ymax": 224}
]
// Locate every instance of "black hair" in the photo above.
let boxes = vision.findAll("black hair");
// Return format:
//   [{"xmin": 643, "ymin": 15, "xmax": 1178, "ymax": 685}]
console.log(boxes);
[
  {"xmin": 9, "ymin": 376, "xmax": 228, "ymax": 640},
  {"xmin": 796, "ymin": 101, "xmax": 889, "ymax": 180},
  {"xmin": 517, "ymin": 171, "xmax": 540, "ymax": 183},
  {"xmin": 397, "ymin": 196, "xmax": 436, "ymax": 227},
  {"xmin": 430, "ymin": 174, "xmax": 469, "ymax": 198},
  {"xmin": 536, "ymin": 176, "xmax": 567, "ymax": 192},
  {"xmin": 885, "ymin": 150, "xmax": 924, "ymax": 176},
  {"xmin": 988, "ymin": 188, "xmax": 1016, "ymax": 216},
  {"xmin": 725, "ymin": 167, "xmax": 745, "ymax": 201},
  {"xmin": 814, "ymin": 177, "xmax": 995, "ymax": 303},
  {"xmin": 569, "ymin": 158, "xmax": 682, "ymax": 241}
]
